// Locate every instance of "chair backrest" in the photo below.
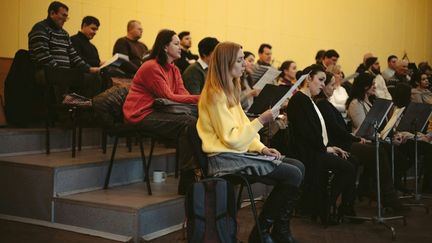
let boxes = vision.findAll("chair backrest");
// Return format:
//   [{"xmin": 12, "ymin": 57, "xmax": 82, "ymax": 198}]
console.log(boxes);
[
  {"xmin": 188, "ymin": 125, "xmax": 209, "ymax": 177},
  {"xmin": 92, "ymin": 86, "xmax": 129, "ymax": 128}
]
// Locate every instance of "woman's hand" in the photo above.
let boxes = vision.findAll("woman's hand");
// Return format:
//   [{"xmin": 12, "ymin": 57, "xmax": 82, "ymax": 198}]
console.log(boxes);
[
  {"xmin": 248, "ymin": 89, "xmax": 259, "ymax": 97},
  {"xmin": 327, "ymin": 146, "xmax": 349, "ymax": 159},
  {"xmin": 261, "ymin": 147, "xmax": 282, "ymax": 160},
  {"xmin": 258, "ymin": 109, "xmax": 279, "ymax": 124},
  {"xmin": 359, "ymin": 137, "xmax": 371, "ymax": 144}
]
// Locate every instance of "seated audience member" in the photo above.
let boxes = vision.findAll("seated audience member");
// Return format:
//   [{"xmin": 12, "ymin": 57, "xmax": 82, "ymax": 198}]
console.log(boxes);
[
  {"xmin": 242, "ymin": 51, "xmax": 285, "ymax": 147},
  {"xmin": 277, "ymin": 60, "xmax": 297, "ymax": 88},
  {"xmin": 287, "ymin": 64, "xmax": 357, "ymax": 221},
  {"xmin": 321, "ymin": 49, "xmax": 339, "ymax": 70},
  {"xmin": 197, "ymin": 42, "xmax": 304, "ymax": 243},
  {"xmin": 182, "ymin": 37, "xmax": 219, "ymax": 94},
  {"xmin": 326, "ymin": 65, "xmax": 349, "ymax": 115},
  {"xmin": 122, "ymin": 29, "xmax": 199, "ymax": 195},
  {"xmin": 71, "ymin": 16, "xmax": 100, "ymax": 67},
  {"xmin": 315, "ymin": 72, "xmax": 407, "ymax": 212},
  {"xmin": 392, "ymin": 128, "xmax": 432, "ymax": 194},
  {"xmin": 28, "ymin": 1, "xmax": 98, "ymax": 73},
  {"xmin": 315, "ymin": 49, "xmax": 326, "ymax": 65},
  {"xmin": 365, "ymin": 57, "xmax": 392, "ymax": 100},
  {"xmin": 174, "ymin": 31, "xmax": 199, "ymax": 73},
  {"xmin": 256, "ymin": 43, "xmax": 273, "ymax": 67},
  {"xmin": 355, "ymin": 52, "xmax": 373, "ymax": 74},
  {"xmin": 387, "ymin": 59, "xmax": 410, "ymax": 88},
  {"xmin": 113, "ymin": 20, "xmax": 149, "ymax": 76},
  {"xmin": 28, "ymin": 1, "xmax": 101, "ymax": 98},
  {"xmin": 346, "ymin": 72, "xmax": 376, "ymax": 133},
  {"xmin": 411, "ymin": 71, "xmax": 432, "ymax": 104},
  {"xmin": 250, "ymin": 43, "xmax": 274, "ymax": 85},
  {"xmin": 382, "ymin": 55, "xmax": 398, "ymax": 81},
  {"xmin": 240, "ymin": 51, "xmax": 259, "ymax": 111},
  {"xmin": 418, "ymin": 62, "xmax": 432, "ymax": 82}
]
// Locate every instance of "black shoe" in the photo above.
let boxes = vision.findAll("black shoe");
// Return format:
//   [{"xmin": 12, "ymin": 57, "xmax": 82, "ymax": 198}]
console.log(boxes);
[
  {"xmin": 338, "ymin": 204, "xmax": 363, "ymax": 224},
  {"xmin": 271, "ymin": 218, "xmax": 298, "ymax": 243},
  {"xmin": 382, "ymin": 196, "xmax": 411, "ymax": 214},
  {"xmin": 395, "ymin": 184, "xmax": 413, "ymax": 194},
  {"xmin": 248, "ymin": 218, "xmax": 274, "ymax": 243}
]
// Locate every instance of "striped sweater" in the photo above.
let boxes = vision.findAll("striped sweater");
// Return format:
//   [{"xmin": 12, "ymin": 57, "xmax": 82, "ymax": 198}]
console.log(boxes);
[{"xmin": 28, "ymin": 18, "xmax": 90, "ymax": 72}]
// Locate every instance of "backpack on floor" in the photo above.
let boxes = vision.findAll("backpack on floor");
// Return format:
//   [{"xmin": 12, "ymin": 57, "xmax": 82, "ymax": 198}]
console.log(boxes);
[{"xmin": 185, "ymin": 178, "xmax": 238, "ymax": 243}]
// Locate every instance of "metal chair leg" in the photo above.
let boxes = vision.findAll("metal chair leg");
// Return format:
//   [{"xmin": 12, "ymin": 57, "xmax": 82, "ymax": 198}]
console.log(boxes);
[
  {"xmin": 69, "ymin": 107, "xmax": 77, "ymax": 158},
  {"xmin": 175, "ymin": 137, "xmax": 180, "ymax": 178},
  {"xmin": 139, "ymin": 136, "xmax": 152, "ymax": 195},
  {"xmin": 78, "ymin": 126, "xmax": 82, "ymax": 151},
  {"xmin": 101, "ymin": 130, "xmax": 107, "ymax": 154},
  {"xmin": 45, "ymin": 121, "xmax": 50, "ymax": 155},
  {"xmin": 104, "ymin": 136, "xmax": 118, "ymax": 189},
  {"xmin": 240, "ymin": 175, "xmax": 264, "ymax": 243}
]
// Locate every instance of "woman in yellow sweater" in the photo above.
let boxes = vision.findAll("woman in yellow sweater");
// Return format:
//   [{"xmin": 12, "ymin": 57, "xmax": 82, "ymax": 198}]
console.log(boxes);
[{"xmin": 197, "ymin": 42, "xmax": 304, "ymax": 243}]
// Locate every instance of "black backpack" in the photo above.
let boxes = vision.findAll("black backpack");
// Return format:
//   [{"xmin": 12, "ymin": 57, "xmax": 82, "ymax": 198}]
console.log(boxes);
[{"xmin": 185, "ymin": 178, "xmax": 238, "ymax": 243}]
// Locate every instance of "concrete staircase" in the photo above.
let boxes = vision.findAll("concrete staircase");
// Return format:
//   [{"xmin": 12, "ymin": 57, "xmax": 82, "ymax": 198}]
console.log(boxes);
[
  {"xmin": 0, "ymin": 127, "xmax": 183, "ymax": 242},
  {"xmin": 0, "ymin": 127, "xmax": 268, "ymax": 242}
]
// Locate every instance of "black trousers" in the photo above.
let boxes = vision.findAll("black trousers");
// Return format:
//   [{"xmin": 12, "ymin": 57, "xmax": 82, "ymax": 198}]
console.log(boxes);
[
  {"xmin": 138, "ymin": 111, "xmax": 197, "ymax": 170},
  {"xmin": 351, "ymin": 142, "xmax": 397, "ymax": 198},
  {"xmin": 317, "ymin": 153, "xmax": 357, "ymax": 205}
]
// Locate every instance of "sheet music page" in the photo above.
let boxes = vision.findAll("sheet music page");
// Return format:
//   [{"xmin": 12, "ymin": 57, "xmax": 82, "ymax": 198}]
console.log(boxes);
[
  {"xmin": 253, "ymin": 67, "xmax": 281, "ymax": 90},
  {"xmin": 271, "ymin": 72, "xmax": 310, "ymax": 113},
  {"xmin": 380, "ymin": 107, "xmax": 405, "ymax": 139},
  {"xmin": 100, "ymin": 53, "xmax": 130, "ymax": 69}
]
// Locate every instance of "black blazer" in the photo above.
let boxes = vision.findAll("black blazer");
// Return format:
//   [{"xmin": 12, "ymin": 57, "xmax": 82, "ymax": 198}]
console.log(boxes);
[
  {"xmin": 316, "ymin": 98, "xmax": 361, "ymax": 151},
  {"xmin": 286, "ymin": 91, "xmax": 326, "ymax": 169}
]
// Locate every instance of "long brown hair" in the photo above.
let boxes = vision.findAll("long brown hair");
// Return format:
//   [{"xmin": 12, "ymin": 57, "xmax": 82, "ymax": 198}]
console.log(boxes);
[{"xmin": 202, "ymin": 42, "xmax": 242, "ymax": 107}]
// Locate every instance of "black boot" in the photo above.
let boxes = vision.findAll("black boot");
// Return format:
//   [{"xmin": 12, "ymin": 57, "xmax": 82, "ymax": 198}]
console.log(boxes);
[
  {"xmin": 248, "ymin": 216, "xmax": 274, "ymax": 243},
  {"xmin": 271, "ymin": 185, "xmax": 299, "ymax": 243},
  {"xmin": 271, "ymin": 211, "xmax": 297, "ymax": 243}
]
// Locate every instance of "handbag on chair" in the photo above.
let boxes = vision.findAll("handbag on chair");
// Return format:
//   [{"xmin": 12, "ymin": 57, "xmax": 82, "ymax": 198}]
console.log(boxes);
[{"xmin": 153, "ymin": 98, "xmax": 197, "ymax": 117}]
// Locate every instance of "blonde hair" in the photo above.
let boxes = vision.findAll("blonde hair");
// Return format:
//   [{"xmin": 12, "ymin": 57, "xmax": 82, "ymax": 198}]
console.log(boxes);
[{"xmin": 202, "ymin": 42, "xmax": 242, "ymax": 107}]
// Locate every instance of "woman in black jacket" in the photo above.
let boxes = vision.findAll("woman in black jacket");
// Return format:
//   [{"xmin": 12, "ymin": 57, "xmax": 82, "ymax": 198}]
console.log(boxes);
[
  {"xmin": 286, "ymin": 64, "xmax": 356, "ymax": 221},
  {"xmin": 315, "ymin": 72, "xmax": 408, "ymax": 213}
]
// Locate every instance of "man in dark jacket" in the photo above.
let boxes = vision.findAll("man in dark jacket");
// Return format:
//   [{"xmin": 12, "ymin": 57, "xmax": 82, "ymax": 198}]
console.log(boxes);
[{"xmin": 71, "ymin": 16, "xmax": 101, "ymax": 67}]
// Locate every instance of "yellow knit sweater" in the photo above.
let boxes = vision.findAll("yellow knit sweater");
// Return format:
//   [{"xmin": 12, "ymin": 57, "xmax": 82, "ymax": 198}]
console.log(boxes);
[{"xmin": 197, "ymin": 91, "xmax": 266, "ymax": 155}]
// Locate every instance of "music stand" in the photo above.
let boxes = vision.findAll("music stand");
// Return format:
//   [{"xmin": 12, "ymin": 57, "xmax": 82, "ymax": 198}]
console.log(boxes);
[
  {"xmin": 355, "ymin": 98, "xmax": 393, "ymax": 140},
  {"xmin": 346, "ymin": 99, "xmax": 406, "ymax": 240},
  {"xmin": 346, "ymin": 122, "xmax": 407, "ymax": 240},
  {"xmin": 396, "ymin": 102, "xmax": 432, "ymax": 212}
]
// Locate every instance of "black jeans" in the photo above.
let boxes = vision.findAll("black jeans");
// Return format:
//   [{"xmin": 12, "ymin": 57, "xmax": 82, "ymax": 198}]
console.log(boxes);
[{"xmin": 138, "ymin": 111, "xmax": 198, "ymax": 170}]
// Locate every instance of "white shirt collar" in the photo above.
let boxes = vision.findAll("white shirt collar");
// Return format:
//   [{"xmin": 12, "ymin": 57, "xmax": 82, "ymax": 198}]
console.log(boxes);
[{"xmin": 197, "ymin": 58, "xmax": 208, "ymax": 70}]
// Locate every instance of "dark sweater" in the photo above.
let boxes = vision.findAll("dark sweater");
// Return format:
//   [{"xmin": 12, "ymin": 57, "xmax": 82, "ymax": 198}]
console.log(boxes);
[
  {"xmin": 316, "ymin": 98, "xmax": 361, "ymax": 151},
  {"xmin": 113, "ymin": 37, "xmax": 148, "ymax": 74},
  {"xmin": 182, "ymin": 62, "xmax": 207, "ymax": 94},
  {"xmin": 28, "ymin": 18, "xmax": 90, "ymax": 72},
  {"xmin": 71, "ymin": 32, "xmax": 100, "ymax": 67},
  {"xmin": 174, "ymin": 49, "xmax": 198, "ymax": 74}
]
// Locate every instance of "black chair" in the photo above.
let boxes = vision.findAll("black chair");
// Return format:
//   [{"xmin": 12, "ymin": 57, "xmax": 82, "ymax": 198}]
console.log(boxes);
[
  {"xmin": 42, "ymin": 67, "xmax": 93, "ymax": 157},
  {"xmin": 188, "ymin": 126, "xmax": 278, "ymax": 243},
  {"xmin": 92, "ymin": 86, "xmax": 157, "ymax": 195}
]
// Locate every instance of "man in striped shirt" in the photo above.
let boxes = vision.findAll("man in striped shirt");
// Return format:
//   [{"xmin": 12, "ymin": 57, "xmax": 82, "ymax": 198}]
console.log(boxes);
[{"xmin": 28, "ymin": 1, "xmax": 99, "ymax": 74}]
